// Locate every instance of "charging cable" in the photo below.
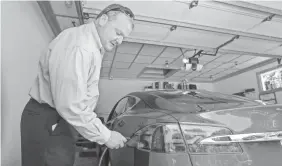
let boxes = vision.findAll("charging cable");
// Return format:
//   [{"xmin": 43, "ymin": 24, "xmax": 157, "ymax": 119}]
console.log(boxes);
[
  {"xmin": 98, "ymin": 147, "xmax": 108, "ymax": 166},
  {"xmin": 98, "ymin": 137, "xmax": 132, "ymax": 166}
]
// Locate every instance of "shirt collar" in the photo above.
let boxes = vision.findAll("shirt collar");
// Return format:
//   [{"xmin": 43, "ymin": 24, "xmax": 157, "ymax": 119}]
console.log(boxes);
[{"xmin": 89, "ymin": 21, "xmax": 105, "ymax": 55}]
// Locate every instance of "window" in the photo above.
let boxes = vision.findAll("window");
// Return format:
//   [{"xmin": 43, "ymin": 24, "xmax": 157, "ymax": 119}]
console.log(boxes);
[
  {"xmin": 132, "ymin": 100, "xmax": 148, "ymax": 110},
  {"xmin": 126, "ymin": 96, "xmax": 137, "ymax": 109},
  {"xmin": 257, "ymin": 65, "xmax": 282, "ymax": 93},
  {"xmin": 110, "ymin": 97, "xmax": 128, "ymax": 120}
]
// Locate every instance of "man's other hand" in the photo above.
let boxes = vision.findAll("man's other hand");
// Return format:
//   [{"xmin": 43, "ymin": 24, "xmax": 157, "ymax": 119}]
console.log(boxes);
[{"xmin": 105, "ymin": 131, "xmax": 127, "ymax": 149}]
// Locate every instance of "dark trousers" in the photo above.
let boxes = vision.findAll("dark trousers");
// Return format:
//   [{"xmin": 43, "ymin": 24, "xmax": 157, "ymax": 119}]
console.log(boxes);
[{"xmin": 20, "ymin": 98, "xmax": 78, "ymax": 166}]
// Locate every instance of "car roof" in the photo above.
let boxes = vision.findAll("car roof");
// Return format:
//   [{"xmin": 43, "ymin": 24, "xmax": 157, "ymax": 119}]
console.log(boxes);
[
  {"xmin": 127, "ymin": 89, "xmax": 258, "ymax": 113},
  {"xmin": 128, "ymin": 89, "xmax": 244, "ymax": 100}
]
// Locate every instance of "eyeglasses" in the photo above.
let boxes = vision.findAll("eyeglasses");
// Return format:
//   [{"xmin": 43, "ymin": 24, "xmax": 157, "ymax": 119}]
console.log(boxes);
[{"xmin": 97, "ymin": 4, "xmax": 135, "ymax": 20}]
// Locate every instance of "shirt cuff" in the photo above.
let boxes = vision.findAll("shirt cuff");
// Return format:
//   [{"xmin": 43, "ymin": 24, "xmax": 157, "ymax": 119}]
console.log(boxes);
[{"xmin": 96, "ymin": 124, "xmax": 112, "ymax": 145}]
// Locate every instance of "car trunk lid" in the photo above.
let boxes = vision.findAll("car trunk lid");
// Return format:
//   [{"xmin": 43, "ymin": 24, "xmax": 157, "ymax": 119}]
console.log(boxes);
[{"xmin": 175, "ymin": 104, "xmax": 282, "ymax": 166}]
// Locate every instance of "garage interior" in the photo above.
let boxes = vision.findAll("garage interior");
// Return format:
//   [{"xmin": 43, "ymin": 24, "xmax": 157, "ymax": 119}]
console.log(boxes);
[{"xmin": 1, "ymin": 1, "xmax": 282, "ymax": 166}]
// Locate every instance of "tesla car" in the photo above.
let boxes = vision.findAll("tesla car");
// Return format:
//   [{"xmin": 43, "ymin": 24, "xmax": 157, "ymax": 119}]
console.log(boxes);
[{"xmin": 102, "ymin": 89, "xmax": 282, "ymax": 166}]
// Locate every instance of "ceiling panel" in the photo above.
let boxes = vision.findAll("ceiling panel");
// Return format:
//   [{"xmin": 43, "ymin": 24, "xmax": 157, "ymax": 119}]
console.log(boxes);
[
  {"xmin": 221, "ymin": 69, "xmax": 240, "ymax": 75},
  {"xmin": 164, "ymin": 27, "xmax": 234, "ymax": 48},
  {"xmin": 112, "ymin": 62, "xmax": 131, "ymax": 69},
  {"xmin": 160, "ymin": 47, "xmax": 182, "ymax": 58},
  {"xmin": 152, "ymin": 57, "xmax": 175, "ymax": 65},
  {"xmin": 197, "ymin": 68, "xmax": 213, "ymax": 74},
  {"xmin": 246, "ymin": 1, "xmax": 282, "ymax": 10},
  {"xmin": 129, "ymin": 63, "xmax": 148, "ymax": 73},
  {"xmin": 179, "ymin": 2, "xmax": 266, "ymax": 32},
  {"xmin": 204, "ymin": 62, "xmax": 223, "ymax": 69},
  {"xmin": 234, "ymin": 57, "xmax": 271, "ymax": 69},
  {"xmin": 102, "ymin": 61, "xmax": 112, "ymax": 68},
  {"xmin": 266, "ymin": 45, "xmax": 282, "ymax": 55},
  {"xmin": 117, "ymin": 42, "xmax": 143, "ymax": 54},
  {"xmin": 173, "ymin": 71, "xmax": 188, "ymax": 77},
  {"xmin": 130, "ymin": 22, "xmax": 169, "ymax": 41},
  {"xmin": 230, "ymin": 55, "xmax": 256, "ymax": 64},
  {"xmin": 201, "ymin": 59, "xmax": 214, "ymax": 65},
  {"xmin": 50, "ymin": 1, "xmax": 78, "ymax": 17},
  {"xmin": 184, "ymin": 50, "xmax": 197, "ymax": 57},
  {"xmin": 206, "ymin": 68, "xmax": 226, "ymax": 75},
  {"xmin": 139, "ymin": 44, "xmax": 165, "ymax": 56},
  {"xmin": 213, "ymin": 73, "xmax": 228, "ymax": 80},
  {"xmin": 192, "ymin": 77, "xmax": 212, "ymax": 82},
  {"xmin": 170, "ymin": 57, "xmax": 183, "ymax": 66},
  {"xmin": 244, "ymin": 56, "xmax": 270, "ymax": 64},
  {"xmin": 134, "ymin": 55, "xmax": 155, "ymax": 64},
  {"xmin": 56, "ymin": 16, "xmax": 79, "ymax": 31},
  {"xmin": 200, "ymin": 73, "xmax": 216, "ymax": 78},
  {"xmin": 213, "ymin": 54, "xmax": 241, "ymax": 62},
  {"xmin": 217, "ymin": 62, "xmax": 236, "ymax": 69},
  {"xmin": 234, "ymin": 62, "xmax": 255, "ymax": 70},
  {"xmin": 249, "ymin": 21, "xmax": 282, "ymax": 38},
  {"xmin": 222, "ymin": 37, "xmax": 281, "ymax": 53},
  {"xmin": 114, "ymin": 53, "xmax": 136, "ymax": 63},
  {"xmin": 76, "ymin": 1, "xmax": 282, "ymax": 82},
  {"xmin": 83, "ymin": 1, "xmax": 190, "ymax": 24},
  {"xmin": 186, "ymin": 71, "xmax": 201, "ymax": 77},
  {"xmin": 199, "ymin": 55, "xmax": 218, "ymax": 62}
]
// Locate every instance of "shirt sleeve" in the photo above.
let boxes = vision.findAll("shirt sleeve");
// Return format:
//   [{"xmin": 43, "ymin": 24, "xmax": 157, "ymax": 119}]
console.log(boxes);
[{"xmin": 48, "ymin": 46, "xmax": 111, "ymax": 144}]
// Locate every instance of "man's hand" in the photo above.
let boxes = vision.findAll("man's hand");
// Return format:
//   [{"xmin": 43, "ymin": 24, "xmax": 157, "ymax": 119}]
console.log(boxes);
[{"xmin": 105, "ymin": 131, "xmax": 127, "ymax": 149}]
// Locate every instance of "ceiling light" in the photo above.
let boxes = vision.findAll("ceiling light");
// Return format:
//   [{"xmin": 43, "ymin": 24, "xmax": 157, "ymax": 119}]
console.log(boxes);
[{"xmin": 182, "ymin": 58, "xmax": 189, "ymax": 63}]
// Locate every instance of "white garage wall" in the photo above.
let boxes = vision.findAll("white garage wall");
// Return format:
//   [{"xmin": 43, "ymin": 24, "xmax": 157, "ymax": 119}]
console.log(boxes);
[
  {"xmin": 95, "ymin": 79, "xmax": 214, "ymax": 119},
  {"xmin": 214, "ymin": 62, "xmax": 282, "ymax": 103},
  {"xmin": 1, "ymin": 1, "xmax": 54, "ymax": 166}
]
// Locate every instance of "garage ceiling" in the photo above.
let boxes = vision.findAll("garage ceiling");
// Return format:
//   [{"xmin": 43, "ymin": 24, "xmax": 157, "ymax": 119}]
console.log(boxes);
[{"xmin": 38, "ymin": 0, "xmax": 282, "ymax": 83}]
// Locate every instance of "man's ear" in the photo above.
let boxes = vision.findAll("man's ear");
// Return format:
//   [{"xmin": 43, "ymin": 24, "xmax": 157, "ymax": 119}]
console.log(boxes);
[{"xmin": 97, "ymin": 14, "xmax": 108, "ymax": 27}]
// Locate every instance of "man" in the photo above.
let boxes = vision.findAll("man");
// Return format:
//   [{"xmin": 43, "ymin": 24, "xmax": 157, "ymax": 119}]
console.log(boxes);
[{"xmin": 20, "ymin": 4, "xmax": 135, "ymax": 166}]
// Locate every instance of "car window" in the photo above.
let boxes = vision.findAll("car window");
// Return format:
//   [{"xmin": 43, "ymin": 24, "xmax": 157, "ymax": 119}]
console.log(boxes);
[
  {"xmin": 110, "ymin": 97, "xmax": 129, "ymax": 120},
  {"xmin": 132, "ymin": 100, "xmax": 149, "ymax": 110},
  {"xmin": 126, "ymin": 96, "xmax": 137, "ymax": 109}
]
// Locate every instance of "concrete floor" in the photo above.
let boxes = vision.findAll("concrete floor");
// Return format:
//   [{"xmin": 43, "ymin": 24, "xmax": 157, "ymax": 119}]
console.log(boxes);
[{"xmin": 74, "ymin": 155, "xmax": 97, "ymax": 166}]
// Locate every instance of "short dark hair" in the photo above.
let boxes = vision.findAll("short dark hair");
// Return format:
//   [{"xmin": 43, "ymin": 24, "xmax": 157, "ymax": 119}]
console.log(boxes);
[{"xmin": 96, "ymin": 4, "xmax": 135, "ymax": 29}]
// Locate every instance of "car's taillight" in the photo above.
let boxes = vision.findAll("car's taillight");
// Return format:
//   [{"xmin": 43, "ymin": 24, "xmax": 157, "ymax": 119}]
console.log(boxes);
[
  {"xmin": 180, "ymin": 124, "xmax": 242, "ymax": 154},
  {"xmin": 153, "ymin": 124, "xmax": 186, "ymax": 153},
  {"xmin": 128, "ymin": 123, "xmax": 186, "ymax": 153},
  {"xmin": 128, "ymin": 123, "xmax": 242, "ymax": 154}
]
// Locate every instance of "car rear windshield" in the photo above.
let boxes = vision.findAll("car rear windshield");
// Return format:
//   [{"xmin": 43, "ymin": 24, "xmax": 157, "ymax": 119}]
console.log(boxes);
[{"xmin": 154, "ymin": 91, "xmax": 260, "ymax": 112}]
